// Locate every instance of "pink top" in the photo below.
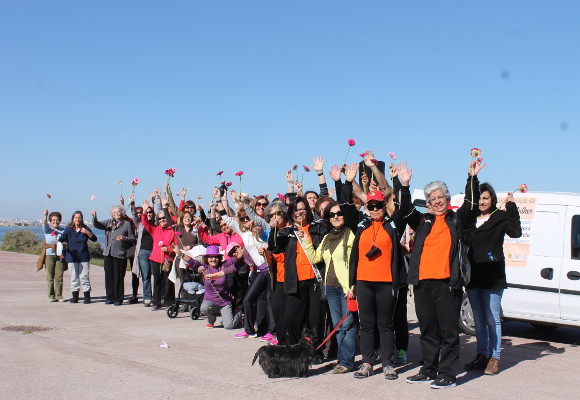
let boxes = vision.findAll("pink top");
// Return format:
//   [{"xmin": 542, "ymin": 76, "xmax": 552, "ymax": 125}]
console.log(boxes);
[
  {"xmin": 197, "ymin": 226, "xmax": 243, "ymax": 260},
  {"xmin": 141, "ymin": 215, "xmax": 176, "ymax": 263}
]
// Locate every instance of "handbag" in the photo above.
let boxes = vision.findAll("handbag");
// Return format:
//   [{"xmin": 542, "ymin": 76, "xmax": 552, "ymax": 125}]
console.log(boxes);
[
  {"xmin": 458, "ymin": 239, "xmax": 471, "ymax": 286},
  {"xmin": 36, "ymin": 248, "xmax": 47, "ymax": 272}
]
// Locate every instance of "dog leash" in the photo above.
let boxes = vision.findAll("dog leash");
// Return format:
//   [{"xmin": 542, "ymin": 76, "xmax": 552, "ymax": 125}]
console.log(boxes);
[{"xmin": 316, "ymin": 312, "xmax": 349, "ymax": 350}]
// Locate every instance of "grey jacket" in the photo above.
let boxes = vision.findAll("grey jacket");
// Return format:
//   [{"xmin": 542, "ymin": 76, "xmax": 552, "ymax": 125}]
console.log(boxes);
[{"xmin": 93, "ymin": 217, "xmax": 135, "ymax": 259}]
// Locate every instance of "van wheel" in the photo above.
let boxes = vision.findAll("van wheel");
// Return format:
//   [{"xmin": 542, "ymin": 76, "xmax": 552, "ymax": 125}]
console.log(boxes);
[{"xmin": 459, "ymin": 293, "xmax": 476, "ymax": 336}]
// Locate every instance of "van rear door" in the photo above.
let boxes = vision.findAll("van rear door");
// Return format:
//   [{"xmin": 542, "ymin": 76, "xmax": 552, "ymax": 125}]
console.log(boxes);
[
  {"xmin": 560, "ymin": 207, "xmax": 580, "ymax": 321},
  {"xmin": 503, "ymin": 203, "xmax": 563, "ymax": 321}
]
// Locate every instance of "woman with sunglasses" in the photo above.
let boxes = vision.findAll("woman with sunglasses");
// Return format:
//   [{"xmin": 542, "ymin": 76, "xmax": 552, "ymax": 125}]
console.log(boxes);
[
  {"xmin": 297, "ymin": 164, "xmax": 359, "ymax": 373},
  {"xmin": 141, "ymin": 200, "xmax": 177, "ymax": 311},
  {"xmin": 268, "ymin": 196, "xmax": 328, "ymax": 345},
  {"xmin": 130, "ymin": 193, "xmax": 155, "ymax": 306},
  {"xmin": 347, "ymin": 188, "xmax": 407, "ymax": 380}
]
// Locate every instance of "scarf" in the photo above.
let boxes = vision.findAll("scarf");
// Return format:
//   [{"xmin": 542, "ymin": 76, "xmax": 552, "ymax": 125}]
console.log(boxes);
[{"xmin": 323, "ymin": 225, "xmax": 350, "ymax": 263}]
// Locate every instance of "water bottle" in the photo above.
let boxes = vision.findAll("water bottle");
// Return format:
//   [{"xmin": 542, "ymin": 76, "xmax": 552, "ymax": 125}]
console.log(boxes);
[{"xmin": 488, "ymin": 252, "xmax": 498, "ymax": 262}]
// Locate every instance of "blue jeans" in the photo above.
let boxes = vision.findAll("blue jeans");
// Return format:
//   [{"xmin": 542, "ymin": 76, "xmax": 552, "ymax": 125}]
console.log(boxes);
[
  {"xmin": 326, "ymin": 286, "xmax": 356, "ymax": 370},
  {"xmin": 137, "ymin": 249, "xmax": 152, "ymax": 301},
  {"xmin": 467, "ymin": 288, "xmax": 503, "ymax": 359}
]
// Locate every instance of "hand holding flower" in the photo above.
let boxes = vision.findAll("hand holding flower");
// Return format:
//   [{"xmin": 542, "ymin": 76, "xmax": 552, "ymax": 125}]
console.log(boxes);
[
  {"xmin": 286, "ymin": 170, "xmax": 294, "ymax": 183},
  {"xmin": 468, "ymin": 157, "xmax": 486, "ymax": 176}
]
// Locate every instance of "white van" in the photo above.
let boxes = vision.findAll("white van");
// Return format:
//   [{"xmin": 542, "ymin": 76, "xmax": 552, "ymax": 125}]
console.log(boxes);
[{"xmin": 442, "ymin": 191, "xmax": 580, "ymax": 334}]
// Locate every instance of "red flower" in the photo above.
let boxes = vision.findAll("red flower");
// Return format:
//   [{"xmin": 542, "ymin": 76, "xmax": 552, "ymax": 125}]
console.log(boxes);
[
  {"xmin": 221, "ymin": 181, "xmax": 226, "ymax": 185},
  {"xmin": 371, "ymin": 159, "xmax": 379, "ymax": 165},
  {"xmin": 348, "ymin": 139, "xmax": 355, "ymax": 146},
  {"xmin": 51, "ymin": 231, "xmax": 56, "ymax": 236},
  {"xmin": 359, "ymin": 153, "xmax": 366, "ymax": 158},
  {"xmin": 470, "ymin": 148, "xmax": 482, "ymax": 158},
  {"xmin": 277, "ymin": 193, "xmax": 286, "ymax": 202},
  {"xmin": 216, "ymin": 171, "xmax": 223, "ymax": 176},
  {"xmin": 303, "ymin": 166, "xmax": 310, "ymax": 172},
  {"xmin": 226, "ymin": 182, "xmax": 232, "ymax": 187},
  {"xmin": 235, "ymin": 171, "xmax": 244, "ymax": 177},
  {"xmin": 292, "ymin": 165, "xmax": 298, "ymax": 170},
  {"xmin": 518, "ymin": 184, "xmax": 528, "ymax": 193},
  {"xmin": 176, "ymin": 231, "xmax": 182, "ymax": 237}
]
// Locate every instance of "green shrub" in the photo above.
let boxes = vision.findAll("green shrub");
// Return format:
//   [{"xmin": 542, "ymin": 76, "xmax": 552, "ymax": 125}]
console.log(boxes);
[
  {"xmin": 88, "ymin": 240, "xmax": 104, "ymax": 259},
  {"xmin": 0, "ymin": 230, "xmax": 43, "ymax": 255}
]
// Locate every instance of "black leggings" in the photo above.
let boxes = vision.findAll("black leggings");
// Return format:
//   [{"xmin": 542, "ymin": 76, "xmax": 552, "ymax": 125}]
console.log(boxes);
[
  {"xmin": 104, "ymin": 256, "xmax": 126, "ymax": 303},
  {"xmin": 357, "ymin": 280, "xmax": 396, "ymax": 367},
  {"xmin": 243, "ymin": 272, "xmax": 275, "ymax": 335},
  {"xmin": 151, "ymin": 260, "xmax": 175, "ymax": 307},
  {"xmin": 271, "ymin": 282, "xmax": 287, "ymax": 344}
]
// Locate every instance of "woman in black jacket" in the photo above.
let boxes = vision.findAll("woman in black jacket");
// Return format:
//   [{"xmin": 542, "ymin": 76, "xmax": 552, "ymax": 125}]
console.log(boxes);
[
  {"xmin": 464, "ymin": 183, "xmax": 521, "ymax": 375},
  {"xmin": 399, "ymin": 159, "xmax": 484, "ymax": 389},
  {"xmin": 268, "ymin": 196, "xmax": 327, "ymax": 345}
]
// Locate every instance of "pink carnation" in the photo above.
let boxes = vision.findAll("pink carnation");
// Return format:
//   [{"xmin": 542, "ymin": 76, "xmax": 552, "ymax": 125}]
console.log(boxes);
[
  {"xmin": 518, "ymin": 184, "xmax": 528, "ymax": 193},
  {"xmin": 388, "ymin": 152, "xmax": 397, "ymax": 160},
  {"xmin": 348, "ymin": 139, "xmax": 355, "ymax": 146},
  {"xmin": 46, "ymin": 194, "xmax": 51, "ymax": 199},
  {"xmin": 235, "ymin": 171, "xmax": 244, "ymax": 177},
  {"xmin": 118, "ymin": 179, "xmax": 122, "ymax": 184},
  {"xmin": 175, "ymin": 192, "xmax": 180, "ymax": 197},
  {"xmin": 470, "ymin": 148, "xmax": 482, "ymax": 158},
  {"xmin": 226, "ymin": 182, "xmax": 233, "ymax": 187},
  {"xmin": 158, "ymin": 241, "xmax": 164, "ymax": 246},
  {"xmin": 292, "ymin": 165, "xmax": 298, "ymax": 170},
  {"xmin": 51, "ymin": 231, "xmax": 56, "ymax": 236},
  {"xmin": 216, "ymin": 171, "xmax": 223, "ymax": 176},
  {"xmin": 303, "ymin": 166, "xmax": 310, "ymax": 172},
  {"xmin": 132, "ymin": 178, "xmax": 140, "ymax": 185},
  {"xmin": 359, "ymin": 153, "xmax": 366, "ymax": 158},
  {"xmin": 176, "ymin": 231, "xmax": 182, "ymax": 237},
  {"xmin": 91, "ymin": 195, "xmax": 96, "ymax": 201},
  {"xmin": 171, "ymin": 168, "xmax": 177, "ymax": 173}
]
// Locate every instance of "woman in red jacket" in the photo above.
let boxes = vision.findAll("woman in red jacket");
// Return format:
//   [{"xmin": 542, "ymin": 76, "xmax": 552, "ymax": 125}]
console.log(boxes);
[{"xmin": 141, "ymin": 200, "xmax": 176, "ymax": 311}]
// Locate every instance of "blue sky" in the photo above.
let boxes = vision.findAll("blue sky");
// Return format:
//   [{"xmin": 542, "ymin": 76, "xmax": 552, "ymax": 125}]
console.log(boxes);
[{"xmin": 1, "ymin": 1, "xmax": 578, "ymax": 219}]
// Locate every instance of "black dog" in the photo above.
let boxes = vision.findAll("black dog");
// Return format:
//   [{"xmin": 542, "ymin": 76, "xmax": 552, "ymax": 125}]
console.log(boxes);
[{"xmin": 252, "ymin": 328, "xmax": 324, "ymax": 378}]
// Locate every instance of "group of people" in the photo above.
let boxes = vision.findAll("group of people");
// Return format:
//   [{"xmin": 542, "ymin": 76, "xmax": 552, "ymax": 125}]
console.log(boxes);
[{"xmin": 40, "ymin": 151, "xmax": 522, "ymax": 388}]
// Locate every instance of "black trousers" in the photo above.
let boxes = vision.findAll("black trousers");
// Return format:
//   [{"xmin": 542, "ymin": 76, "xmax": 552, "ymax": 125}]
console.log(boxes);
[
  {"xmin": 284, "ymin": 279, "xmax": 321, "ymax": 345},
  {"xmin": 414, "ymin": 279, "xmax": 463, "ymax": 380},
  {"xmin": 231, "ymin": 271, "xmax": 249, "ymax": 315},
  {"xmin": 103, "ymin": 256, "xmax": 126, "ymax": 303},
  {"xmin": 357, "ymin": 281, "xmax": 397, "ymax": 367},
  {"xmin": 151, "ymin": 260, "xmax": 175, "ymax": 307},
  {"xmin": 271, "ymin": 282, "xmax": 287, "ymax": 344},
  {"xmin": 243, "ymin": 272, "xmax": 275, "ymax": 335},
  {"xmin": 128, "ymin": 258, "xmax": 139, "ymax": 297},
  {"xmin": 394, "ymin": 285, "xmax": 409, "ymax": 351}
]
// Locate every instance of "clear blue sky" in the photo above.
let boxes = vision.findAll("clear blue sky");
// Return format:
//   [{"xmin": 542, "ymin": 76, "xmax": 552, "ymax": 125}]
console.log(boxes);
[{"xmin": 1, "ymin": 1, "xmax": 578, "ymax": 219}]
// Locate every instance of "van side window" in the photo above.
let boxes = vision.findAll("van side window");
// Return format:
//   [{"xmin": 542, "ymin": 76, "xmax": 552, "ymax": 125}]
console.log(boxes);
[{"xmin": 572, "ymin": 215, "xmax": 580, "ymax": 259}]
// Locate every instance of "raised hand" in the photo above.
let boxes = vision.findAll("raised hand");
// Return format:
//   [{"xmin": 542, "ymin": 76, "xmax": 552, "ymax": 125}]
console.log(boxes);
[
  {"xmin": 129, "ymin": 192, "xmax": 134, "ymax": 202},
  {"xmin": 142, "ymin": 200, "xmax": 150, "ymax": 210},
  {"xmin": 155, "ymin": 186, "xmax": 161, "ymax": 198},
  {"xmin": 364, "ymin": 150, "xmax": 377, "ymax": 168},
  {"xmin": 328, "ymin": 187, "xmax": 335, "ymax": 198},
  {"xmin": 212, "ymin": 187, "xmax": 220, "ymax": 199},
  {"xmin": 286, "ymin": 170, "xmax": 294, "ymax": 183},
  {"xmin": 469, "ymin": 157, "xmax": 486, "ymax": 176},
  {"xmin": 369, "ymin": 180, "xmax": 378, "ymax": 192},
  {"xmin": 396, "ymin": 162, "xmax": 412, "ymax": 186},
  {"xmin": 361, "ymin": 172, "xmax": 369, "ymax": 187},
  {"xmin": 310, "ymin": 156, "xmax": 325, "ymax": 173},
  {"xmin": 90, "ymin": 210, "xmax": 97, "ymax": 217},
  {"xmin": 264, "ymin": 193, "xmax": 270, "ymax": 202},
  {"xmin": 119, "ymin": 195, "xmax": 124, "ymax": 205},
  {"xmin": 506, "ymin": 192, "xmax": 515, "ymax": 203},
  {"xmin": 161, "ymin": 193, "xmax": 169, "ymax": 208},
  {"xmin": 329, "ymin": 164, "xmax": 341, "ymax": 181},
  {"xmin": 229, "ymin": 189, "xmax": 238, "ymax": 203},
  {"xmin": 345, "ymin": 162, "xmax": 359, "ymax": 182},
  {"xmin": 181, "ymin": 187, "xmax": 187, "ymax": 197}
]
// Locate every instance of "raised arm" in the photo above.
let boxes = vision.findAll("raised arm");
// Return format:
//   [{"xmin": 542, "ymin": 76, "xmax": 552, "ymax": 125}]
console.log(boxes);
[
  {"xmin": 90, "ymin": 211, "xmax": 109, "ymax": 231},
  {"xmin": 311, "ymin": 156, "xmax": 329, "ymax": 196}
]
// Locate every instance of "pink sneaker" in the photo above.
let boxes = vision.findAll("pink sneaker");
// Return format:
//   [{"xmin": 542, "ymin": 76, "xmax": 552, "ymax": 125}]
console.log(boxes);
[
  {"xmin": 235, "ymin": 331, "xmax": 257, "ymax": 339},
  {"xmin": 267, "ymin": 338, "xmax": 278, "ymax": 345},
  {"xmin": 206, "ymin": 323, "xmax": 214, "ymax": 329},
  {"xmin": 259, "ymin": 333, "xmax": 276, "ymax": 342}
]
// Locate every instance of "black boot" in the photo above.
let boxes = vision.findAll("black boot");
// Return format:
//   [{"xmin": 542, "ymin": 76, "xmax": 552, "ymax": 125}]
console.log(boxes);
[
  {"xmin": 71, "ymin": 291, "xmax": 79, "ymax": 304},
  {"xmin": 83, "ymin": 291, "xmax": 91, "ymax": 304}
]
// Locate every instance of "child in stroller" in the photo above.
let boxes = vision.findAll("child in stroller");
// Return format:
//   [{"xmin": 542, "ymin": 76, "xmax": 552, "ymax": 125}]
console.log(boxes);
[{"xmin": 166, "ymin": 246, "xmax": 206, "ymax": 320}]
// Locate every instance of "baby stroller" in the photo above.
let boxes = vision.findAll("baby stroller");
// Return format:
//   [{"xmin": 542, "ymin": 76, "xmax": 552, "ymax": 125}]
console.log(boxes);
[{"xmin": 166, "ymin": 267, "xmax": 204, "ymax": 320}]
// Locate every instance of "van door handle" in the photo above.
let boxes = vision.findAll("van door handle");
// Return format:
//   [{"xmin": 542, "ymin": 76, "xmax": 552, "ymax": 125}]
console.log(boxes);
[
  {"xmin": 567, "ymin": 271, "xmax": 580, "ymax": 280},
  {"xmin": 540, "ymin": 268, "xmax": 553, "ymax": 280}
]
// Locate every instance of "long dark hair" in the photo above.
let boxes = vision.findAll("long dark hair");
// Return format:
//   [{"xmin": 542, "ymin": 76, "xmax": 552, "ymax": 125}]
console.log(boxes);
[
  {"xmin": 321, "ymin": 200, "xmax": 341, "ymax": 230},
  {"xmin": 68, "ymin": 211, "xmax": 88, "ymax": 229},
  {"xmin": 479, "ymin": 182, "xmax": 498, "ymax": 211},
  {"xmin": 286, "ymin": 196, "xmax": 313, "ymax": 225}
]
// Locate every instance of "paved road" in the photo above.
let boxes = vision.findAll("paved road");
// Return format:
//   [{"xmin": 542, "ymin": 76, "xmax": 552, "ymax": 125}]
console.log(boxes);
[{"xmin": 1, "ymin": 251, "xmax": 579, "ymax": 399}]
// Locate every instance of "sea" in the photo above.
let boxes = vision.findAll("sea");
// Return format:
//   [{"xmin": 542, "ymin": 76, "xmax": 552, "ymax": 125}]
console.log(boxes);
[{"xmin": 0, "ymin": 226, "xmax": 106, "ymax": 245}]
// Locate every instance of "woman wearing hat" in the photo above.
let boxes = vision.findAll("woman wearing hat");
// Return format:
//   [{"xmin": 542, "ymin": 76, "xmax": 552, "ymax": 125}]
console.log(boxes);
[
  {"xmin": 347, "ymin": 189, "xmax": 407, "ymax": 380},
  {"xmin": 184, "ymin": 245, "xmax": 242, "ymax": 329}
]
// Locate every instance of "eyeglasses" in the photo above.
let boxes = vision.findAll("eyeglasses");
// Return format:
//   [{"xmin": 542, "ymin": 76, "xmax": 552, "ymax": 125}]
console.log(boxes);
[
  {"xmin": 268, "ymin": 211, "xmax": 284, "ymax": 219},
  {"xmin": 239, "ymin": 216, "xmax": 250, "ymax": 222},
  {"xmin": 256, "ymin": 202, "xmax": 268, "ymax": 207},
  {"xmin": 136, "ymin": 211, "xmax": 142, "ymax": 214},
  {"xmin": 294, "ymin": 208, "xmax": 307, "ymax": 214},
  {"xmin": 328, "ymin": 211, "xmax": 344, "ymax": 218},
  {"xmin": 184, "ymin": 205, "xmax": 194, "ymax": 209},
  {"xmin": 366, "ymin": 202, "xmax": 384, "ymax": 211},
  {"xmin": 146, "ymin": 211, "xmax": 154, "ymax": 215},
  {"xmin": 158, "ymin": 216, "xmax": 167, "ymax": 220}
]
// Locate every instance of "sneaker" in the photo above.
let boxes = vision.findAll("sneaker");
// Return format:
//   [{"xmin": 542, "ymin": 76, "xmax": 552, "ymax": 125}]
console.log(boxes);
[
  {"xmin": 267, "ymin": 338, "xmax": 279, "ymax": 345},
  {"xmin": 406, "ymin": 373, "xmax": 435, "ymax": 384},
  {"xmin": 235, "ymin": 331, "xmax": 257, "ymax": 339},
  {"xmin": 151, "ymin": 305, "xmax": 160, "ymax": 311},
  {"xmin": 259, "ymin": 333, "xmax": 276, "ymax": 342},
  {"xmin": 354, "ymin": 363, "xmax": 373, "ymax": 379},
  {"xmin": 395, "ymin": 349, "xmax": 407, "ymax": 365},
  {"xmin": 206, "ymin": 323, "xmax": 214, "ymax": 329},
  {"xmin": 383, "ymin": 365, "xmax": 398, "ymax": 380},
  {"xmin": 128, "ymin": 296, "xmax": 139, "ymax": 304},
  {"xmin": 114, "ymin": 301, "xmax": 122, "ymax": 306},
  {"xmin": 465, "ymin": 353, "xmax": 489, "ymax": 370},
  {"xmin": 484, "ymin": 357, "xmax": 500, "ymax": 375},
  {"xmin": 332, "ymin": 365, "xmax": 351, "ymax": 374},
  {"xmin": 430, "ymin": 377, "xmax": 457, "ymax": 389},
  {"xmin": 143, "ymin": 300, "xmax": 152, "ymax": 307}
]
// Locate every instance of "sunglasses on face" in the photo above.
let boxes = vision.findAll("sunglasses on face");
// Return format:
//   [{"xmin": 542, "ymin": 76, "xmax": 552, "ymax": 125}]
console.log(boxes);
[
  {"xmin": 256, "ymin": 202, "xmax": 268, "ymax": 207},
  {"xmin": 136, "ymin": 211, "xmax": 143, "ymax": 215},
  {"xmin": 366, "ymin": 202, "xmax": 384, "ymax": 211},
  {"xmin": 268, "ymin": 211, "xmax": 284, "ymax": 219},
  {"xmin": 146, "ymin": 211, "xmax": 154, "ymax": 215},
  {"xmin": 239, "ymin": 216, "xmax": 250, "ymax": 222},
  {"xmin": 158, "ymin": 216, "xmax": 167, "ymax": 220},
  {"xmin": 184, "ymin": 205, "xmax": 194, "ymax": 209},
  {"xmin": 294, "ymin": 208, "xmax": 306, "ymax": 214},
  {"xmin": 328, "ymin": 211, "xmax": 344, "ymax": 218}
]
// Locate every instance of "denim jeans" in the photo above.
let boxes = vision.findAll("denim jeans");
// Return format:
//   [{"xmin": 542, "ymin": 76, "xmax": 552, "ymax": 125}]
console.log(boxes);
[
  {"xmin": 467, "ymin": 288, "xmax": 504, "ymax": 359},
  {"xmin": 326, "ymin": 285, "xmax": 356, "ymax": 370},
  {"xmin": 69, "ymin": 262, "xmax": 91, "ymax": 292},
  {"xmin": 137, "ymin": 249, "xmax": 152, "ymax": 301}
]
